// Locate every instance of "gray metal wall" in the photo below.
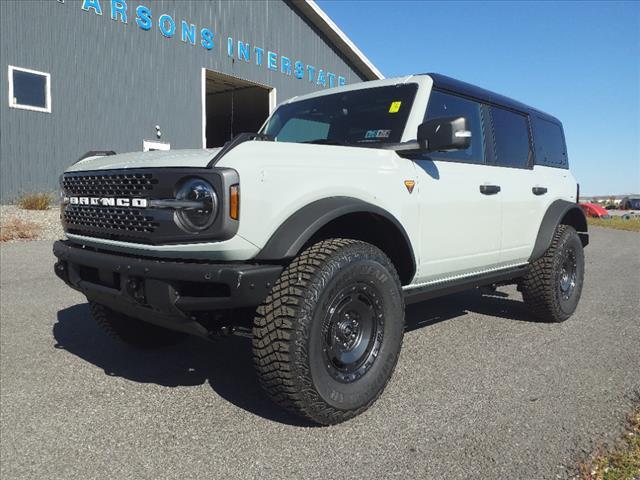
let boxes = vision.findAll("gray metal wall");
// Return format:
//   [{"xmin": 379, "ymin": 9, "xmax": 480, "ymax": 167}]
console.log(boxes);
[{"xmin": 0, "ymin": 0, "xmax": 368, "ymax": 202}]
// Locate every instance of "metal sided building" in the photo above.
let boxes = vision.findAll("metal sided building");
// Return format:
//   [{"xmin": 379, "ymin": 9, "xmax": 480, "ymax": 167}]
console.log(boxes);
[{"xmin": 0, "ymin": 0, "xmax": 382, "ymax": 202}]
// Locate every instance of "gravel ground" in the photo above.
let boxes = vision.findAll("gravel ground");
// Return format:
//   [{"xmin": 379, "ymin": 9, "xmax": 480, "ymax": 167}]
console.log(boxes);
[
  {"xmin": 1, "ymin": 227, "xmax": 639, "ymax": 480},
  {"xmin": 0, "ymin": 205, "xmax": 63, "ymax": 241}
]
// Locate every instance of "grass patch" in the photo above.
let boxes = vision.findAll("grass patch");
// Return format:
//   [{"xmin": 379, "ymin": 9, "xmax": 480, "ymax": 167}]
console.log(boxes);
[
  {"xmin": 18, "ymin": 192, "xmax": 53, "ymax": 210},
  {"xmin": 588, "ymin": 217, "xmax": 640, "ymax": 232},
  {"xmin": 0, "ymin": 216, "xmax": 41, "ymax": 242},
  {"xmin": 578, "ymin": 408, "xmax": 640, "ymax": 480}
]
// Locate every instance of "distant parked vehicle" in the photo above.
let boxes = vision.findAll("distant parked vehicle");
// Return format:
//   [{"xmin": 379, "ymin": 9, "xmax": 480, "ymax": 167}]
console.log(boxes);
[
  {"xmin": 580, "ymin": 202, "xmax": 611, "ymax": 219},
  {"xmin": 619, "ymin": 196, "xmax": 640, "ymax": 210}
]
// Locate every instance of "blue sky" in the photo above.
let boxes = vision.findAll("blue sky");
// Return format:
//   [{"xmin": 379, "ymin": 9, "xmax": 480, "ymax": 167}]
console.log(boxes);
[{"xmin": 318, "ymin": 0, "xmax": 639, "ymax": 195}]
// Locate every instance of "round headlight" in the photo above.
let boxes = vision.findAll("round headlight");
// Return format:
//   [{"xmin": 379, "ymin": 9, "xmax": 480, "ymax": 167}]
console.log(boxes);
[{"xmin": 174, "ymin": 178, "xmax": 218, "ymax": 232}]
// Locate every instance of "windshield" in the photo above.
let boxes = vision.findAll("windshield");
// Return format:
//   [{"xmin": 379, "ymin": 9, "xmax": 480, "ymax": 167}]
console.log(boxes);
[
  {"xmin": 263, "ymin": 84, "xmax": 418, "ymax": 146},
  {"xmin": 627, "ymin": 199, "xmax": 640, "ymax": 209}
]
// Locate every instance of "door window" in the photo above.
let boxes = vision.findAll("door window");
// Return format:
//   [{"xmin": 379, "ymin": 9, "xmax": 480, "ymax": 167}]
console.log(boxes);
[
  {"xmin": 423, "ymin": 90, "xmax": 485, "ymax": 164},
  {"xmin": 489, "ymin": 107, "xmax": 531, "ymax": 168}
]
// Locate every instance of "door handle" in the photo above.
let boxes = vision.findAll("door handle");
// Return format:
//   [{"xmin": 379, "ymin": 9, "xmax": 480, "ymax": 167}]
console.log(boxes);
[
  {"xmin": 480, "ymin": 184, "xmax": 501, "ymax": 195},
  {"xmin": 532, "ymin": 187, "xmax": 548, "ymax": 195}
]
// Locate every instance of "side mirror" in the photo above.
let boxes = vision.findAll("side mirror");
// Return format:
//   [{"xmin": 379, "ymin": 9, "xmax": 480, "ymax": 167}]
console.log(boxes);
[{"xmin": 417, "ymin": 116, "xmax": 471, "ymax": 152}]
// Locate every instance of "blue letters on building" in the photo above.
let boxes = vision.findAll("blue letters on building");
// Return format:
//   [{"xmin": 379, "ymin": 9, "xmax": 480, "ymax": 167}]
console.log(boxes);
[
  {"xmin": 135, "ymin": 5, "xmax": 151, "ymax": 30},
  {"xmin": 80, "ymin": 1, "xmax": 347, "ymax": 89}
]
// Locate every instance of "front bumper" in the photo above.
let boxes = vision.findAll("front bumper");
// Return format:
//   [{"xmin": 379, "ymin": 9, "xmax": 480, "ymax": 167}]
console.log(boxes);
[{"xmin": 53, "ymin": 240, "xmax": 282, "ymax": 336}]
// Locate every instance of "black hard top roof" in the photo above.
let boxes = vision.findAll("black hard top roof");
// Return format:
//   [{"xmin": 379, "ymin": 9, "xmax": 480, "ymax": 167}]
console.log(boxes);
[{"xmin": 422, "ymin": 73, "xmax": 561, "ymax": 125}]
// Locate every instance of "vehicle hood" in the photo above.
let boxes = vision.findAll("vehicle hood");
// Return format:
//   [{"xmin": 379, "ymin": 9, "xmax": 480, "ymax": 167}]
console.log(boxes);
[
  {"xmin": 65, "ymin": 148, "xmax": 221, "ymax": 172},
  {"xmin": 65, "ymin": 141, "xmax": 400, "ymax": 174}
]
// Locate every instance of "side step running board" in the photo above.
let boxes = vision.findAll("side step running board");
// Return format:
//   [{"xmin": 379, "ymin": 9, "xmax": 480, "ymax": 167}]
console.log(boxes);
[{"xmin": 403, "ymin": 266, "xmax": 528, "ymax": 305}]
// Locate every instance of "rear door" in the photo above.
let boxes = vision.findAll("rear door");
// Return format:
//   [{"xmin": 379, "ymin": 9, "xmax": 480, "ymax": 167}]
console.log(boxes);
[
  {"xmin": 411, "ymin": 91, "xmax": 502, "ymax": 284},
  {"xmin": 487, "ymin": 106, "xmax": 544, "ymax": 265}
]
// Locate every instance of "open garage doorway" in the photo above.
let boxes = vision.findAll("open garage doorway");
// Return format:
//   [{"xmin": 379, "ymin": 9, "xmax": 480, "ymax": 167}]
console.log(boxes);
[{"xmin": 202, "ymin": 69, "xmax": 275, "ymax": 148}]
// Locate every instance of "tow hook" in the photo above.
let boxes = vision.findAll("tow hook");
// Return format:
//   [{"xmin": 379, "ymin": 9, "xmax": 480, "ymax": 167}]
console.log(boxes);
[
  {"xmin": 54, "ymin": 261, "xmax": 68, "ymax": 282},
  {"xmin": 125, "ymin": 277, "xmax": 146, "ymax": 304}
]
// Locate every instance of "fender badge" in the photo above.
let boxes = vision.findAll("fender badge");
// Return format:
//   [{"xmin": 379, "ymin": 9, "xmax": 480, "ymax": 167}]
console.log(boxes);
[{"xmin": 404, "ymin": 180, "xmax": 415, "ymax": 194}]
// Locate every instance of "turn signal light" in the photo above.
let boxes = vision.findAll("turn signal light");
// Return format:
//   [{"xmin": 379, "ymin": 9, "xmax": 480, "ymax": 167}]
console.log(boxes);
[{"xmin": 229, "ymin": 184, "xmax": 240, "ymax": 220}]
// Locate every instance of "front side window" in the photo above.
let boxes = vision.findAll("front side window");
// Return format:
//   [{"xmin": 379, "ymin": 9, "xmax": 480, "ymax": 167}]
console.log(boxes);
[
  {"xmin": 263, "ymin": 84, "xmax": 418, "ymax": 146},
  {"xmin": 8, "ymin": 66, "xmax": 51, "ymax": 113},
  {"xmin": 490, "ymin": 107, "xmax": 531, "ymax": 168},
  {"xmin": 423, "ymin": 90, "xmax": 485, "ymax": 164}
]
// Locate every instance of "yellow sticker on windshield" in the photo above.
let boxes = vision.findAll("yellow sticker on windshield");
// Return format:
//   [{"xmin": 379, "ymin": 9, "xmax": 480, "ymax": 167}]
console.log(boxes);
[{"xmin": 389, "ymin": 101, "xmax": 402, "ymax": 113}]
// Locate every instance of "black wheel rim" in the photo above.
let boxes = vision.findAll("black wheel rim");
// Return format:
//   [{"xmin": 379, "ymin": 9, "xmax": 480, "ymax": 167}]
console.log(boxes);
[
  {"xmin": 322, "ymin": 282, "xmax": 384, "ymax": 383},
  {"xmin": 558, "ymin": 246, "xmax": 578, "ymax": 300}
]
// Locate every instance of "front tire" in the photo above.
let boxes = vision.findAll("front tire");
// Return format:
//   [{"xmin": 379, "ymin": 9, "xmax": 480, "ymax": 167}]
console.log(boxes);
[
  {"xmin": 521, "ymin": 224, "xmax": 585, "ymax": 322},
  {"xmin": 90, "ymin": 302, "xmax": 185, "ymax": 348},
  {"xmin": 252, "ymin": 239, "xmax": 404, "ymax": 425}
]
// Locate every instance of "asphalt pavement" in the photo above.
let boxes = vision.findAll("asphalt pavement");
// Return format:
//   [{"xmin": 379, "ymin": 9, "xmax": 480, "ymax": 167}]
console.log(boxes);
[{"xmin": 1, "ymin": 227, "xmax": 639, "ymax": 480}]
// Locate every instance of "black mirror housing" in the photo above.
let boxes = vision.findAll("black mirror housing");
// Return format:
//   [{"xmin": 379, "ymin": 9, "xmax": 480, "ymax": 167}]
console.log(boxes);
[{"xmin": 417, "ymin": 116, "xmax": 471, "ymax": 152}]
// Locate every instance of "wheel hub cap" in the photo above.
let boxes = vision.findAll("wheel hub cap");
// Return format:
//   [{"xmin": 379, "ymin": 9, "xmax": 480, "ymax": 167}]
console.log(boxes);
[
  {"xmin": 558, "ymin": 247, "xmax": 577, "ymax": 300},
  {"xmin": 322, "ymin": 283, "xmax": 384, "ymax": 383},
  {"xmin": 335, "ymin": 314, "xmax": 360, "ymax": 349}
]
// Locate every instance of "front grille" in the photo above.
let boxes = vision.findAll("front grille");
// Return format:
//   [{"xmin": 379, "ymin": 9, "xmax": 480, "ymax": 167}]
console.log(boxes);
[
  {"xmin": 64, "ymin": 206, "xmax": 158, "ymax": 234},
  {"xmin": 60, "ymin": 168, "xmax": 236, "ymax": 244},
  {"xmin": 62, "ymin": 173, "xmax": 157, "ymax": 197}
]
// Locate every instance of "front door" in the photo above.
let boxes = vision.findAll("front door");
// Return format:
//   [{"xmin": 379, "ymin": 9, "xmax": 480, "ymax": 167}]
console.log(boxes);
[{"xmin": 411, "ymin": 91, "xmax": 502, "ymax": 284}]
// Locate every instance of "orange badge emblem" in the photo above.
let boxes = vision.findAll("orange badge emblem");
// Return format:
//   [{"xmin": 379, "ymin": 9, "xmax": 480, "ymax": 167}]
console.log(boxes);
[{"xmin": 404, "ymin": 180, "xmax": 415, "ymax": 194}]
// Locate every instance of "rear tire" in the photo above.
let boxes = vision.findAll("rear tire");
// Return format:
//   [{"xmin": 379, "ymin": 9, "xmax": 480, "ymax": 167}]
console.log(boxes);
[
  {"xmin": 90, "ymin": 302, "xmax": 185, "ymax": 348},
  {"xmin": 521, "ymin": 224, "xmax": 585, "ymax": 322},
  {"xmin": 252, "ymin": 239, "xmax": 404, "ymax": 425}
]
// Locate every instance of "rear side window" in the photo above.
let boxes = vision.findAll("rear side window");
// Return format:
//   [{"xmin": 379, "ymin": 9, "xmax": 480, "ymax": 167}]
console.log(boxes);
[
  {"xmin": 532, "ymin": 116, "xmax": 567, "ymax": 168},
  {"xmin": 489, "ymin": 107, "xmax": 531, "ymax": 168},
  {"xmin": 424, "ymin": 90, "xmax": 485, "ymax": 164}
]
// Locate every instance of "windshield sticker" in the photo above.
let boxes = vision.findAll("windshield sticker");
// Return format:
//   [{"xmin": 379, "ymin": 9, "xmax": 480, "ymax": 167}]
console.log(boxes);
[
  {"xmin": 389, "ymin": 101, "xmax": 402, "ymax": 113},
  {"xmin": 365, "ymin": 129, "xmax": 391, "ymax": 139}
]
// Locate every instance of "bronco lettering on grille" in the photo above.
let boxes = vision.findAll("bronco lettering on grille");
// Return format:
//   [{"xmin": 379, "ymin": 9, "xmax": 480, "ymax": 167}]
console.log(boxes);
[{"xmin": 64, "ymin": 197, "xmax": 148, "ymax": 208}]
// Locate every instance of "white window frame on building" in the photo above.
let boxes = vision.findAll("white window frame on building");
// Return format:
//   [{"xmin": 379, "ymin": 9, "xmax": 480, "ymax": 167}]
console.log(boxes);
[
  {"xmin": 143, "ymin": 140, "xmax": 171, "ymax": 152},
  {"xmin": 8, "ymin": 65, "xmax": 52, "ymax": 113}
]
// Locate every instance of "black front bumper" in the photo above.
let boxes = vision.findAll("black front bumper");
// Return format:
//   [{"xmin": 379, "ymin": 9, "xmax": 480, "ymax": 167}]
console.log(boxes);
[{"xmin": 53, "ymin": 240, "xmax": 282, "ymax": 337}]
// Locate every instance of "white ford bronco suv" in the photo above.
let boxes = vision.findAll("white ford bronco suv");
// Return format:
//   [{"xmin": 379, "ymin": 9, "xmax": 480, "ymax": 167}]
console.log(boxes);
[{"xmin": 54, "ymin": 73, "xmax": 588, "ymax": 425}]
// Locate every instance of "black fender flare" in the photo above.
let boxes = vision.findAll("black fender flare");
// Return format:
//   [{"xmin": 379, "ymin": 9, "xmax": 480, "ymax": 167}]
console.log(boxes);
[
  {"xmin": 529, "ymin": 200, "xmax": 588, "ymax": 262},
  {"xmin": 254, "ymin": 196, "xmax": 416, "ymax": 274}
]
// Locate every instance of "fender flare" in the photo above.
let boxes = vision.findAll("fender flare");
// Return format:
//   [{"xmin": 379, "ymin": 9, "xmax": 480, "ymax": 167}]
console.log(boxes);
[
  {"xmin": 529, "ymin": 200, "xmax": 588, "ymax": 262},
  {"xmin": 254, "ymin": 196, "xmax": 416, "ymax": 273}
]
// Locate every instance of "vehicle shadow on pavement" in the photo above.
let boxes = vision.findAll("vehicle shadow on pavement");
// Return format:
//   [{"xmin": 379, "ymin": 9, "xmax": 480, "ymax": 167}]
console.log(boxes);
[
  {"xmin": 53, "ymin": 290, "xmax": 532, "ymax": 426},
  {"xmin": 404, "ymin": 288, "xmax": 534, "ymax": 332},
  {"xmin": 53, "ymin": 304, "xmax": 316, "ymax": 427}
]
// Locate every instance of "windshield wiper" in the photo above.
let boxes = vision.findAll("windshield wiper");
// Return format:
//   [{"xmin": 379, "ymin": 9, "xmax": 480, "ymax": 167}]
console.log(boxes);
[{"xmin": 301, "ymin": 139, "xmax": 349, "ymax": 146}]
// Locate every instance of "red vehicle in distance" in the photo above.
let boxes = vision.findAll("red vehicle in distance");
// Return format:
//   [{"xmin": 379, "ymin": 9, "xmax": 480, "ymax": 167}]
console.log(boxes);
[{"xmin": 579, "ymin": 202, "xmax": 611, "ymax": 219}]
